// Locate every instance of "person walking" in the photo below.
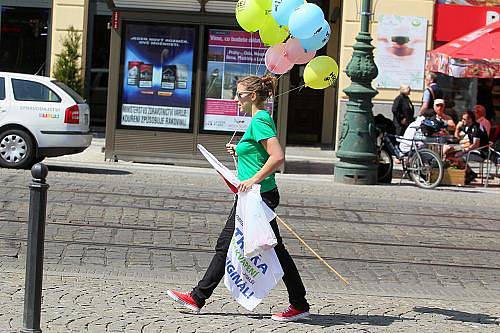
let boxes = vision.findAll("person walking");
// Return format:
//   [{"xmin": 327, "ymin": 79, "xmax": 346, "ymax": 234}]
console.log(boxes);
[
  {"xmin": 391, "ymin": 84, "xmax": 414, "ymax": 135},
  {"xmin": 167, "ymin": 75, "xmax": 310, "ymax": 322}
]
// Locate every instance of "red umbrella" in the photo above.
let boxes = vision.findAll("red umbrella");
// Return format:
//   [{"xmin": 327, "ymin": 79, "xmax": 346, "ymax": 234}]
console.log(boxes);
[{"xmin": 428, "ymin": 20, "xmax": 500, "ymax": 78}]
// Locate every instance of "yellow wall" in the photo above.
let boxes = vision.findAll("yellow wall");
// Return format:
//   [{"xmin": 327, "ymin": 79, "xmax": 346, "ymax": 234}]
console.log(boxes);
[
  {"xmin": 50, "ymin": 0, "xmax": 89, "ymax": 77},
  {"xmin": 336, "ymin": 0, "xmax": 435, "ymax": 145}
]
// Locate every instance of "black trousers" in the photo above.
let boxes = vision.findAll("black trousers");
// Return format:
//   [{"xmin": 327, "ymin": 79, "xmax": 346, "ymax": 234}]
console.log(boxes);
[{"xmin": 191, "ymin": 188, "xmax": 309, "ymax": 311}]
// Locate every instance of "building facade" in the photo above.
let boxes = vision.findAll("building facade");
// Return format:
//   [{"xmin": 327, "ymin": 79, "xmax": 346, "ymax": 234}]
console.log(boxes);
[{"xmin": 0, "ymin": 0, "xmax": 497, "ymax": 164}]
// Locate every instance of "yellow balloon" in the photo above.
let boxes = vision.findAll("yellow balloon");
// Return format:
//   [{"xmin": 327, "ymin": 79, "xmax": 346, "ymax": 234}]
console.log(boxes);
[
  {"xmin": 303, "ymin": 56, "xmax": 339, "ymax": 89},
  {"xmin": 236, "ymin": 0, "xmax": 266, "ymax": 32},
  {"xmin": 255, "ymin": 0, "xmax": 272, "ymax": 10},
  {"xmin": 259, "ymin": 14, "xmax": 289, "ymax": 46}
]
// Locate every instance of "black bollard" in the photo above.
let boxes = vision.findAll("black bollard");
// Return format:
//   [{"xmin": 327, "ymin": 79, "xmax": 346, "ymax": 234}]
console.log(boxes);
[{"xmin": 21, "ymin": 163, "xmax": 49, "ymax": 333}]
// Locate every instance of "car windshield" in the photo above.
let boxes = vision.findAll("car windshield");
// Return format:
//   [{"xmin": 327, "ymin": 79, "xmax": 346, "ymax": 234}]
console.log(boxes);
[{"xmin": 52, "ymin": 81, "xmax": 85, "ymax": 104}]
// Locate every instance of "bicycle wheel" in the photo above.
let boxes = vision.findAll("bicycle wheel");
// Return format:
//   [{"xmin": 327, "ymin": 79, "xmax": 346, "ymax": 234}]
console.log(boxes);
[
  {"xmin": 408, "ymin": 148, "xmax": 443, "ymax": 189},
  {"xmin": 377, "ymin": 148, "xmax": 393, "ymax": 183}
]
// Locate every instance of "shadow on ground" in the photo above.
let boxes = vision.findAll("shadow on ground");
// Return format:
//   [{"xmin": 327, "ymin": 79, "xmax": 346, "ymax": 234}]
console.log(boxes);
[
  {"xmin": 414, "ymin": 307, "xmax": 499, "ymax": 325},
  {"xmin": 47, "ymin": 165, "xmax": 132, "ymax": 175},
  {"xmin": 191, "ymin": 312, "xmax": 408, "ymax": 327}
]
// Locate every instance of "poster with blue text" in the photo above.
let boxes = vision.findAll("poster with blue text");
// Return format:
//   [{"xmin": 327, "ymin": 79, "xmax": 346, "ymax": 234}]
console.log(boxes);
[{"xmin": 121, "ymin": 23, "xmax": 196, "ymax": 130}]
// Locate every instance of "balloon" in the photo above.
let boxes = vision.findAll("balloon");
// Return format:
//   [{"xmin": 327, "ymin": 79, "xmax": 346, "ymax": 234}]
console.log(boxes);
[
  {"xmin": 265, "ymin": 43, "xmax": 294, "ymax": 74},
  {"xmin": 256, "ymin": 0, "xmax": 272, "ymax": 10},
  {"xmin": 299, "ymin": 19, "xmax": 331, "ymax": 51},
  {"xmin": 288, "ymin": 3, "xmax": 325, "ymax": 39},
  {"xmin": 259, "ymin": 14, "xmax": 289, "ymax": 46},
  {"xmin": 284, "ymin": 38, "xmax": 316, "ymax": 64},
  {"xmin": 303, "ymin": 56, "xmax": 339, "ymax": 89},
  {"xmin": 272, "ymin": 0, "xmax": 303, "ymax": 26},
  {"xmin": 236, "ymin": 0, "xmax": 266, "ymax": 32}
]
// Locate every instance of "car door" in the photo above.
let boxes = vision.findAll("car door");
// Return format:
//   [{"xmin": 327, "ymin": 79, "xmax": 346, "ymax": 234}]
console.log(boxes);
[
  {"xmin": 0, "ymin": 76, "xmax": 9, "ymax": 123},
  {"xmin": 10, "ymin": 77, "xmax": 64, "ymax": 132}
]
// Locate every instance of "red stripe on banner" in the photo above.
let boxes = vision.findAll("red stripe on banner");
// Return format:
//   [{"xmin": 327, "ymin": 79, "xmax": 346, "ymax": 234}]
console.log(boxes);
[{"xmin": 218, "ymin": 171, "xmax": 238, "ymax": 193}]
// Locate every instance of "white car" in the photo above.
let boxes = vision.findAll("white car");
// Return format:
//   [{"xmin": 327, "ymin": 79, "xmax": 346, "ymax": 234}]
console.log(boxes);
[{"xmin": 0, "ymin": 72, "xmax": 92, "ymax": 169}]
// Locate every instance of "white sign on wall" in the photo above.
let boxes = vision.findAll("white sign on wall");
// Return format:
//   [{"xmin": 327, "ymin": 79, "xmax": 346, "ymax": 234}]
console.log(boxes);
[{"xmin": 375, "ymin": 15, "xmax": 428, "ymax": 90}]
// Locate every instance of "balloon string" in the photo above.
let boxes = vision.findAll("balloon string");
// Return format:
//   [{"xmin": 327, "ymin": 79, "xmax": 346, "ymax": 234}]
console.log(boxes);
[
  {"xmin": 256, "ymin": 51, "xmax": 265, "ymax": 76},
  {"xmin": 274, "ymin": 84, "xmax": 304, "ymax": 98},
  {"xmin": 228, "ymin": 112, "xmax": 247, "ymax": 145}
]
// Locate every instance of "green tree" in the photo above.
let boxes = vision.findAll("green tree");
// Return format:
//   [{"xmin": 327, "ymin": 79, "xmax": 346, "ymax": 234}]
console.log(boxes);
[{"xmin": 53, "ymin": 26, "xmax": 83, "ymax": 95}]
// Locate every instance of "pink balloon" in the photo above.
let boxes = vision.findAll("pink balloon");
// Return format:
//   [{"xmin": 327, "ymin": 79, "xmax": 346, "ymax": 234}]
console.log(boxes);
[
  {"xmin": 284, "ymin": 38, "xmax": 316, "ymax": 64},
  {"xmin": 265, "ymin": 43, "xmax": 294, "ymax": 74}
]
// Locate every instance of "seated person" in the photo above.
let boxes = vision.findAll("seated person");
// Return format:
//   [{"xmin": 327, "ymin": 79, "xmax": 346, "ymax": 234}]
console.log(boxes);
[
  {"xmin": 474, "ymin": 104, "xmax": 491, "ymax": 136},
  {"xmin": 446, "ymin": 110, "xmax": 490, "ymax": 183},
  {"xmin": 433, "ymin": 99, "xmax": 455, "ymax": 134},
  {"xmin": 399, "ymin": 109, "xmax": 436, "ymax": 154}
]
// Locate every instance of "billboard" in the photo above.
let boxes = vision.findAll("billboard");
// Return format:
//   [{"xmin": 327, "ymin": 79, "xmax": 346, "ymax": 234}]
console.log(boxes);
[
  {"xmin": 203, "ymin": 29, "xmax": 272, "ymax": 132},
  {"xmin": 120, "ymin": 23, "xmax": 196, "ymax": 130},
  {"xmin": 375, "ymin": 15, "xmax": 428, "ymax": 90}
]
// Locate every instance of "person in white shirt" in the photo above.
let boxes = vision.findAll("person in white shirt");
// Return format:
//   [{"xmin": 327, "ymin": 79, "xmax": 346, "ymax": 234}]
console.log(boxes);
[
  {"xmin": 399, "ymin": 109, "xmax": 436, "ymax": 154},
  {"xmin": 474, "ymin": 104, "xmax": 491, "ymax": 137}
]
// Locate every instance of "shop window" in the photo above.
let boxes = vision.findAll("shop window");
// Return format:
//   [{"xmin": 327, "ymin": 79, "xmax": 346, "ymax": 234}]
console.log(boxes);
[
  {"xmin": 201, "ymin": 28, "xmax": 272, "ymax": 134},
  {"xmin": 0, "ymin": 78, "xmax": 5, "ymax": 100},
  {"xmin": 12, "ymin": 79, "xmax": 61, "ymax": 102},
  {"xmin": 118, "ymin": 22, "xmax": 197, "ymax": 132},
  {"xmin": 0, "ymin": 7, "xmax": 50, "ymax": 74}
]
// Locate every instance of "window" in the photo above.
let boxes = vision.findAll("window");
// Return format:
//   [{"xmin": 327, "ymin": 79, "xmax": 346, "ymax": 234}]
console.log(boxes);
[
  {"xmin": 0, "ymin": 78, "xmax": 5, "ymax": 100},
  {"xmin": 53, "ymin": 81, "xmax": 85, "ymax": 104},
  {"xmin": 12, "ymin": 79, "xmax": 61, "ymax": 102}
]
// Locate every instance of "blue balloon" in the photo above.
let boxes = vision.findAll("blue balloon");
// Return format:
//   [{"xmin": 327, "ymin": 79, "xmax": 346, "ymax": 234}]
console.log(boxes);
[
  {"xmin": 272, "ymin": 0, "xmax": 303, "ymax": 26},
  {"xmin": 288, "ymin": 3, "xmax": 325, "ymax": 39},
  {"xmin": 299, "ymin": 20, "xmax": 331, "ymax": 51}
]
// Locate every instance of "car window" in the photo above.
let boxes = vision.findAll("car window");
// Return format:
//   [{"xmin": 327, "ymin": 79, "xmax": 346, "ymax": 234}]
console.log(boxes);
[
  {"xmin": 12, "ymin": 79, "xmax": 61, "ymax": 102},
  {"xmin": 52, "ymin": 81, "xmax": 85, "ymax": 104},
  {"xmin": 0, "ymin": 77, "xmax": 5, "ymax": 100}
]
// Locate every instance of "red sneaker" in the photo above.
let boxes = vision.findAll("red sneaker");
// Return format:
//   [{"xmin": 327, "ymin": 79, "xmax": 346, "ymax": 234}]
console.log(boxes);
[
  {"xmin": 271, "ymin": 305, "xmax": 310, "ymax": 321},
  {"xmin": 166, "ymin": 290, "xmax": 201, "ymax": 313}
]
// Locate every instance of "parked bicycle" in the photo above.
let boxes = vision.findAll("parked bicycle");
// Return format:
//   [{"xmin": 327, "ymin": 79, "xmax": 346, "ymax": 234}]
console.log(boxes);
[{"xmin": 376, "ymin": 118, "xmax": 446, "ymax": 189}]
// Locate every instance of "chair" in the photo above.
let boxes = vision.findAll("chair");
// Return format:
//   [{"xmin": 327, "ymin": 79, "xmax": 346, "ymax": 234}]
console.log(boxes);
[{"xmin": 465, "ymin": 142, "xmax": 494, "ymax": 187}]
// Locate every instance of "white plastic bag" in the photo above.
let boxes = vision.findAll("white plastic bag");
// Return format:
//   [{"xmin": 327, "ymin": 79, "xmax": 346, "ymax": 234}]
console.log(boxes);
[
  {"xmin": 224, "ymin": 204, "xmax": 284, "ymax": 311},
  {"xmin": 237, "ymin": 185, "xmax": 277, "ymax": 257}
]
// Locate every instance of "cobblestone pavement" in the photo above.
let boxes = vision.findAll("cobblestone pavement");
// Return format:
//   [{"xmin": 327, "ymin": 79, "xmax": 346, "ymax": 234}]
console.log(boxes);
[{"xmin": 0, "ymin": 159, "xmax": 500, "ymax": 332}]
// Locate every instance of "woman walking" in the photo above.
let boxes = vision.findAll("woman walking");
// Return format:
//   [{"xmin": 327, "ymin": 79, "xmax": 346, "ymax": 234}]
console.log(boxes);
[{"xmin": 167, "ymin": 75, "xmax": 310, "ymax": 321}]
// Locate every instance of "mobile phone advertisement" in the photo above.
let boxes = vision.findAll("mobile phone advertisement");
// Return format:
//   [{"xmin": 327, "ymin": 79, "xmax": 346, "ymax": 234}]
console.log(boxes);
[
  {"xmin": 204, "ymin": 29, "xmax": 272, "ymax": 132},
  {"xmin": 121, "ymin": 23, "xmax": 196, "ymax": 130}
]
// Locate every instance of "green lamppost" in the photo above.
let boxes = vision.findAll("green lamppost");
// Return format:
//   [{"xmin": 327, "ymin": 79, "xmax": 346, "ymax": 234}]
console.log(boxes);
[{"xmin": 334, "ymin": 0, "xmax": 378, "ymax": 185}]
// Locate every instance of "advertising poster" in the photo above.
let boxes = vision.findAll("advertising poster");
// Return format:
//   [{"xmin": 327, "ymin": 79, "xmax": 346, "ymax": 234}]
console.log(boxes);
[
  {"xmin": 121, "ymin": 23, "xmax": 196, "ymax": 130},
  {"xmin": 204, "ymin": 29, "xmax": 272, "ymax": 132},
  {"xmin": 375, "ymin": 15, "xmax": 428, "ymax": 90}
]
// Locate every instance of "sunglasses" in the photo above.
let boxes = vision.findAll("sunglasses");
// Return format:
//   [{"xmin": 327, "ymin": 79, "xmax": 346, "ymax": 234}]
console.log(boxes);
[{"xmin": 236, "ymin": 91, "xmax": 252, "ymax": 99}]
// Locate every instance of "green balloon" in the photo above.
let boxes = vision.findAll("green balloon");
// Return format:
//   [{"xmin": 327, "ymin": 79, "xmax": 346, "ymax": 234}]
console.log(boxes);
[
  {"xmin": 259, "ymin": 14, "xmax": 289, "ymax": 46},
  {"xmin": 304, "ymin": 56, "xmax": 339, "ymax": 89},
  {"xmin": 236, "ymin": 0, "xmax": 266, "ymax": 32}
]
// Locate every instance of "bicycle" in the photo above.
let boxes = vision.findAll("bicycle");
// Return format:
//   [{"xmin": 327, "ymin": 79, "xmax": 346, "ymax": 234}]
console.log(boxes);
[{"xmin": 377, "ymin": 125, "xmax": 445, "ymax": 189}]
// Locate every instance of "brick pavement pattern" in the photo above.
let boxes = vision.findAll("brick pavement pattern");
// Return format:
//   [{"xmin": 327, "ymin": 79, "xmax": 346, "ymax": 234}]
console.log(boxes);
[{"xmin": 0, "ymin": 158, "xmax": 500, "ymax": 332}]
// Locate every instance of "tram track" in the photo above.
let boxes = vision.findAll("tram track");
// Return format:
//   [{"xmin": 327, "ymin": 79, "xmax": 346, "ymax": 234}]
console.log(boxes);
[
  {"xmin": 1, "ymin": 218, "xmax": 499, "ymax": 254},
  {"xmin": 2, "ymin": 183, "xmax": 500, "ymax": 223},
  {"xmin": 1, "ymin": 234, "xmax": 499, "ymax": 271},
  {"xmin": 1, "ymin": 195, "xmax": 499, "ymax": 235}
]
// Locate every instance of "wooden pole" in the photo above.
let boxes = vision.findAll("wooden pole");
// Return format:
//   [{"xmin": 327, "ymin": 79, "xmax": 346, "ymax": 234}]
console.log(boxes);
[{"xmin": 276, "ymin": 216, "xmax": 350, "ymax": 285}]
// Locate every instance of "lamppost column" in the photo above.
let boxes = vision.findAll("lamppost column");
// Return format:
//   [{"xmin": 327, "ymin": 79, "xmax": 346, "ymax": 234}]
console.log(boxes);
[{"xmin": 334, "ymin": 0, "xmax": 379, "ymax": 185}]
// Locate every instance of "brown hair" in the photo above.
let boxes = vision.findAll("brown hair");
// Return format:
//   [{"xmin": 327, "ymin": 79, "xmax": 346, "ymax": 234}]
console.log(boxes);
[{"xmin": 237, "ymin": 75, "xmax": 277, "ymax": 104}]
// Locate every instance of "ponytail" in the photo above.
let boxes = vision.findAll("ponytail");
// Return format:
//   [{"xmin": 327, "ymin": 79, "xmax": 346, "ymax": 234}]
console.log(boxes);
[{"xmin": 237, "ymin": 75, "xmax": 277, "ymax": 103}]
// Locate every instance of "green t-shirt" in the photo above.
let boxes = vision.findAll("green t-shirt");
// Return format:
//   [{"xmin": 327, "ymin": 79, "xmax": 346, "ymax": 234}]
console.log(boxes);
[{"xmin": 236, "ymin": 110, "xmax": 277, "ymax": 193}]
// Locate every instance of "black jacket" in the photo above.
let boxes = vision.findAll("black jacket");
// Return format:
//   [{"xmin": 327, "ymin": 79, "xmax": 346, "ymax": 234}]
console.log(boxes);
[{"xmin": 392, "ymin": 94, "xmax": 414, "ymax": 124}]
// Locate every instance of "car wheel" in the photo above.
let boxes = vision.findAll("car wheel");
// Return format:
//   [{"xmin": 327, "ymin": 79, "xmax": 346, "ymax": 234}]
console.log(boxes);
[{"xmin": 0, "ymin": 129, "xmax": 36, "ymax": 169}]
